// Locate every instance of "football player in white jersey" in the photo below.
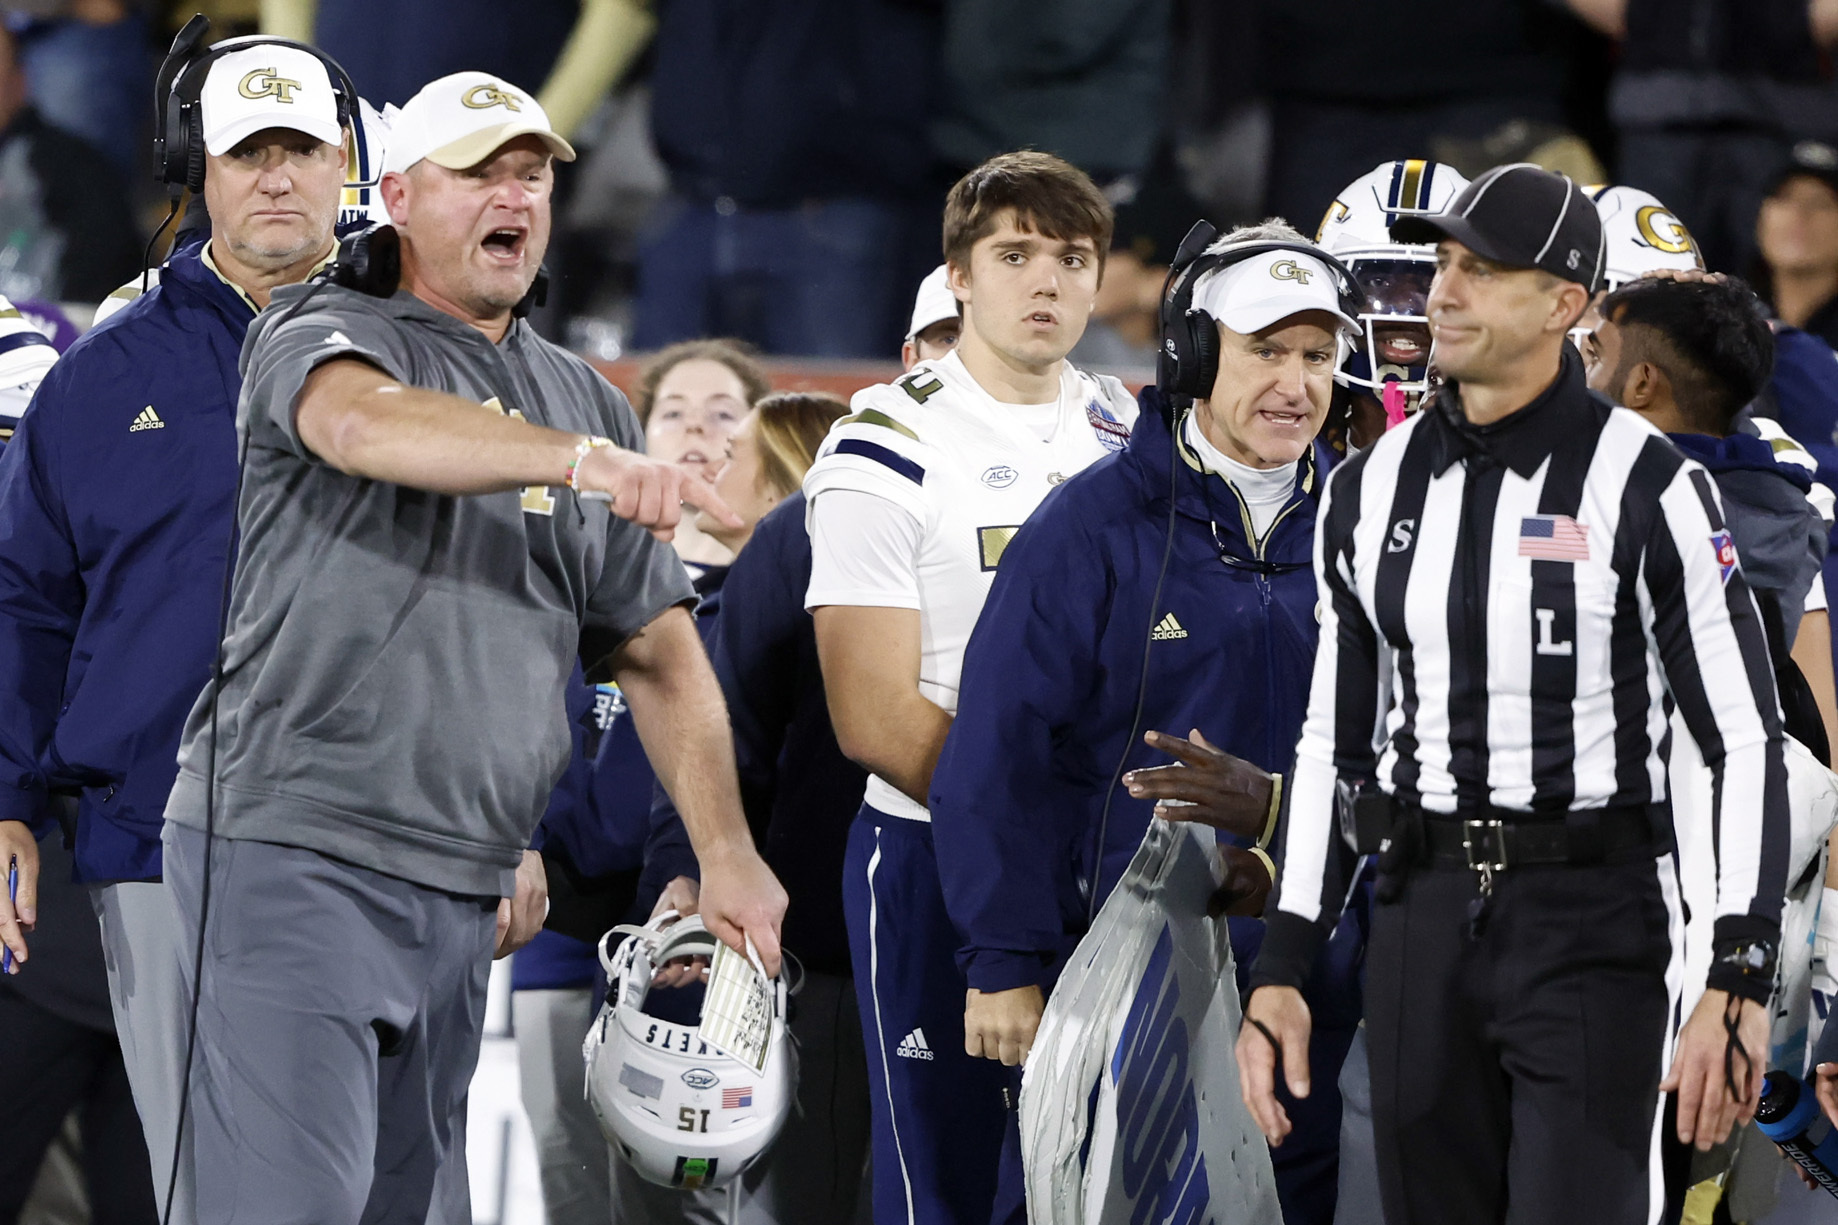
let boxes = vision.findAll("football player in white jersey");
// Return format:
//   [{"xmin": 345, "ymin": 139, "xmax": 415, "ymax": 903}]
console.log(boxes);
[
  {"xmin": 1317, "ymin": 159, "xmax": 1470, "ymax": 450},
  {"xmin": 803, "ymin": 150, "xmax": 1137, "ymax": 1225}
]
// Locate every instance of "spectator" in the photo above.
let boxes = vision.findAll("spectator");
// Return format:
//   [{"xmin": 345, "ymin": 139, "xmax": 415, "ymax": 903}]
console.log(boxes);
[
  {"xmin": 280, "ymin": 0, "xmax": 648, "ymax": 131},
  {"xmin": 632, "ymin": 338, "xmax": 772, "ymax": 568},
  {"xmin": 6, "ymin": 1, "xmax": 150, "ymax": 180},
  {"xmin": 632, "ymin": 0, "xmax": 943, "ymax": 358},
  {"xmin": 512, "ymin": 335, "xmax": 761, "ymax": 1225},
  {"xmin": 1600, "ymin": 0, "xmax": 1838, "ymax": 277},
  {"xmin": 628, "ymin": 390, "xmax": 865, "ymax": 1223},
  {"xmin": 0, "ymin": 21, "xmax": 139, "ymax": 303},
  {"xmin": 1257, "ymin": 0, "xmax": 1594, "ymax": 233},
  {"xmin": 933, "ymin": 0, "xmax": 1172, "ymax": 188},
  {"xmin": 1755, "ymin": 142, "xmax": 1838, "ymax": 351}
]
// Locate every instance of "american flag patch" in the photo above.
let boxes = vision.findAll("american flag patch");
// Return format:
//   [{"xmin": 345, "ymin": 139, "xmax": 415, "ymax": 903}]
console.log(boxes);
[
  {"xmin": 722, "ymin": 1086, "xmax": 753, "ymax": 1109},
  {"xmin": 1518, "ymin": 515, "xmax": 1589, "ymax": 561},
  {"xmin": 1711, "ymin": 529, "xmax": 1738, "ymax": 585}
]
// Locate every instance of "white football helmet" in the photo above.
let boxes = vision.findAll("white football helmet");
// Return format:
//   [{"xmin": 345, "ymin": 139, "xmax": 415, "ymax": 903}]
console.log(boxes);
[
  {"xmin": 583, "ymin": 914, "xmax": 796, "ymax": 1191},
  {"xmin": 1317, "ymin": 159, "xmax": 1471, "ymax": 414},
  {"xmin": 1588, "ymin": 184, "xmax": 1704, "ymax": 291},
  {"xmin": 339, "ymin": 97, "xmax": 392, "ymax": 232}
]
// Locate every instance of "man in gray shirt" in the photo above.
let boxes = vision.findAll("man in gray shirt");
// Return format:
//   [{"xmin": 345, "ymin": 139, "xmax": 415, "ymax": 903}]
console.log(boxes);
[{"xmin": 159, "ymin": 70, "xmax": 788, "ymax": 1224}]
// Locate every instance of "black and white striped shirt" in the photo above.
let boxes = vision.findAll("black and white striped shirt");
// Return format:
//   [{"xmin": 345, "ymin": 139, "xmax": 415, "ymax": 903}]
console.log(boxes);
[{"xmin": 1254, "ymin": 349, "xmax": 1791, "ymax": 993}]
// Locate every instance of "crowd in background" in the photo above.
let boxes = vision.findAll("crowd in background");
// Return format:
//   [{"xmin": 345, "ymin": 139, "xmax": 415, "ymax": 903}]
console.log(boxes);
[
  {"xmin": 2, "ymin": 3, "xmax": 1838, "ymax": 1224},
  {"xmin": 0, "ymin": 0, "xmax": 1833, "ymax": 366}
]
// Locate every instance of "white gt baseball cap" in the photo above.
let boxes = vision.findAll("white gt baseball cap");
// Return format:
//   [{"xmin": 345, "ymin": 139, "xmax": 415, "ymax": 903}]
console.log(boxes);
[
  {"xmin": 906, "ymin": 265, "xmax": 959, "ymax": 340},
  {"xmin": 1192, "ymin": 249, "xmax": 1361, "ymax": 337},
  {"xmin": 199, "ymin": 43, "xmax": 344, "ymax": 157},
  {"xmin": 381, "ymin": 71, "xmax": 576, "ymax": 177}
]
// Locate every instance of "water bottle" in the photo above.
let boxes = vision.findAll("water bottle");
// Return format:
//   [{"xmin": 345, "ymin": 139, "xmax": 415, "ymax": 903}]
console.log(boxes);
[{"xmin": 1754, "ymin": 1070, "xmax": 1838, "ymax": 1197}]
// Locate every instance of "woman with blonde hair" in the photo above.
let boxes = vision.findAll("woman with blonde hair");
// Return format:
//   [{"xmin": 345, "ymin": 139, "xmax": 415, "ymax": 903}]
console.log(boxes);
[{"xmin": 636, "ymin": 389, "xmax": 883, "ymax": 1223}]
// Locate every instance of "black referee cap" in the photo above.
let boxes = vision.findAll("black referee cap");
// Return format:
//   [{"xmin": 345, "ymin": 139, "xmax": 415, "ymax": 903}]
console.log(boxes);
[{"xmin": 1391, "ymin": 163, "xmax": 1605, "ymax": 293}]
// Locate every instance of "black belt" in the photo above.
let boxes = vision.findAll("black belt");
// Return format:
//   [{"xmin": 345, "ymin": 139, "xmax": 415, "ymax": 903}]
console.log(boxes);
[{"xmin": 1416, "ymin": 803, "xmax": 1663, "ymax": 871}]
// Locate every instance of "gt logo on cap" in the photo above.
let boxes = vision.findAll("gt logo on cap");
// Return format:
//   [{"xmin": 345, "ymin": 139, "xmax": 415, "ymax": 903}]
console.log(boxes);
[
  {"xmin": 1270, "ymin": 259, "xmax": 1313, "ymax": 285},
  {"xmin": 462, "ymin": 84, "xmax": 524, "ymax": 112},
  {"xmin": 238, "ymin": 68, "xmax": 302, "ymax": 104}
]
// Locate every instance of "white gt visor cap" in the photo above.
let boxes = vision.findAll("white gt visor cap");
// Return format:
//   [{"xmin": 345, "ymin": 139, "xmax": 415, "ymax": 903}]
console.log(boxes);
[
  {"xmin": 1192, "ymin": 250, "xmax": 1361, "ymax": 338},
  {"xmin": 200, "ymin": 44, "xmax": 344, "ymax": 157},
  {"xmin": 906, "ymin": 265, "xmax": 959, "ymax": 340},
  {"xmin": 382, "ymin": 71, "xmax": 575, "ymax": 176}
]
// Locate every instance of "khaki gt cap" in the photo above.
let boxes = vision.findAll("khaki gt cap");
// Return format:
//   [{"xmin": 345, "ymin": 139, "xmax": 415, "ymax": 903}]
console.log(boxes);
[
  {"xmin": 200, "ymin": 43, "xmax": 344, "ymax": 156},
  {"xmin": 381, "ymin": 71, "xmax": 576, "ymax": 177}
]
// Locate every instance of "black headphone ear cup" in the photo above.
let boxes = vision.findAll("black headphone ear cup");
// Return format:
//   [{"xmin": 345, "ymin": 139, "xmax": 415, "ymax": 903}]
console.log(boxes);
[
  {"xmin": 183, "ymin": 112, "xmax": 207, "ymax": 194},
  {"xmin": 1184, "ymin": 308, "xmax": 1219, "ymax": 400}
]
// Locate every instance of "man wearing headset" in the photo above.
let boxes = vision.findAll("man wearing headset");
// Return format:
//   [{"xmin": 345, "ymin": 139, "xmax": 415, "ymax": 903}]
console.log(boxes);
[
  {"xmin": 929, "ymin": 220, "xmax": 1364, "ymax": 1223},
  {"xmin": 154, "ymin": 71, "xmax": 784, "ymax": 1223},
  {"xmin": 0, "ymin": 36, "xmax": 354, "ymax": 1213}
]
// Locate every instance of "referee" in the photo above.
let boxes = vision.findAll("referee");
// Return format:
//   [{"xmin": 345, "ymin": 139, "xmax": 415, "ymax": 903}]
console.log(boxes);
[{"xmin": 1237, "ymin": 164, "xmax": 1791, "ymax": 1223}]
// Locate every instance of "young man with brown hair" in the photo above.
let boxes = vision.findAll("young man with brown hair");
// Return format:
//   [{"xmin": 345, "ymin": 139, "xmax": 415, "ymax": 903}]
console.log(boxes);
[{"xmin": 804, "ymin": 150, "xmax": 1136, "ymax": 1225}]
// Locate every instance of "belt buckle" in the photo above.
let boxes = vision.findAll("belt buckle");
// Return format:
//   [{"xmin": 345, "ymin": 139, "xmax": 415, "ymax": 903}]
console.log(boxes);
[{"xmin": 1461, "ymin": 819, "xmax": 1508, "ymax": 873}]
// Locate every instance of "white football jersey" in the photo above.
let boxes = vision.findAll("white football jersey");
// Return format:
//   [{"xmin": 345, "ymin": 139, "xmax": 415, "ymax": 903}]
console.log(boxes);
[
  {"xmin": 804, "ymin": 349, "xmax": 1137, "ymax": 822},
  {"xmin": 0, "ymin": 297, "xmax": 58, "ymax": 444}
]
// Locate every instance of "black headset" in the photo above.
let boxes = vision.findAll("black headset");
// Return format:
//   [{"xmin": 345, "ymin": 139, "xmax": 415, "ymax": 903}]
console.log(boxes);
[
  {"xmin": 1156, "ymin": 221, "xmax": 1366, "ymax": 405},
  {"xmin": 326, "ymin": 222, "xmax": 551, "ymax": 319},
  {"xmin": 153, "ymin": 14, "xmax": 358, "ymax": 195},
  {"xmin": 1084, "ymin": 220, "xmax": 1363, "ymax": 925}
]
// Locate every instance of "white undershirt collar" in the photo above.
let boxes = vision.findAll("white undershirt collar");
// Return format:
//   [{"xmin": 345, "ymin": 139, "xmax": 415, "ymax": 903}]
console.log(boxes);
[{"xmin": 1183, "ymin": 413, "xmax": 1297, "ymax": 536}]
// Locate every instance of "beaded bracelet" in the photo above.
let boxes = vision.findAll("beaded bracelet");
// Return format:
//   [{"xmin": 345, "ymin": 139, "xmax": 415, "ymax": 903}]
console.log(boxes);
[{"xmin": 565, "ymin": 435, "xmax": 613, "ymax": 490}]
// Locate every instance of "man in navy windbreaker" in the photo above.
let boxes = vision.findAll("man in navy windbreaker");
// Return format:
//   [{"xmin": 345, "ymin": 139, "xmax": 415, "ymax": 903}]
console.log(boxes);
[
  {"xmin": 930, "ymin": 224, "xmax": 1367, "ymax": 1223},
  {"xmin": 0, "ymin": 39, "xmax": 351, "ymax": 1205}
]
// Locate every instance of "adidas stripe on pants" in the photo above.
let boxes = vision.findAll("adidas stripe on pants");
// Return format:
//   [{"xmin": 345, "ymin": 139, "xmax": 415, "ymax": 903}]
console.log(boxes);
[{"xmin": 842, "ymin": 806, "xmax": 1025, "ymax": 1225}]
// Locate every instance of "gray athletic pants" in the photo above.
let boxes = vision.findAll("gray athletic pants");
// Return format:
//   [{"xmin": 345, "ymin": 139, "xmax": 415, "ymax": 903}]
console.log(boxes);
[
  {"xmin": 91, "ymin": 879, "xmax": 193, "ymax": 1223},
  {"xmin": 161, "ymin": 822, "xmax": 498, "ymax": 1225}
]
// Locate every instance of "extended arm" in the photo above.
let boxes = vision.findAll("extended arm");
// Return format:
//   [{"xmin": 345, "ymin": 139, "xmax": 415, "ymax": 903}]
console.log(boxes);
[
  {"xmin": 294, "ymin": 359, "xmax": 735, "ymax": 535},
  {"xmin": 1240, "ymin": 466, "xmax": 1383, "ymax": 1144},
  {"xmin": 1647, "ymin": 464, "xmax": 1789, "ymax": 1148},
  {"xmin": 610, "ymin": 605, "xmax": 786, "ymax": 973},
  {"xmin": 0, "ymin": 400, "xmax": 89, "ymax": 968}
]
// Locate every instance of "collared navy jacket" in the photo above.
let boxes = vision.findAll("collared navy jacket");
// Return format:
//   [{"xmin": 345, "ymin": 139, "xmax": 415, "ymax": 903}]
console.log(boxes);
[
  {"xmin": 0, "ymin": 240, "xmax": 248, "ymax": 881},
  {"xmin": 930, "ymin": 391, "xmax": 1326, "ymax": 993}
]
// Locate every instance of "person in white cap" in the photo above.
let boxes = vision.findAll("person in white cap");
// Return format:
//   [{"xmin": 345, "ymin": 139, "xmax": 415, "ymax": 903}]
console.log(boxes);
[
  {"xmin": 928, "ymin": 217, "xmax": 1364, "ymax": 1224},
  {"xmin": 902, "ymin": 263, "xmax": 962, "ymax": 370},
  {"xmin": 148, "ymin": 69, "xmax": 787, "ymax": 1224},
  {"xmin": 0, "ymin": 30, "xmax": 358, "ymax": 1221}
]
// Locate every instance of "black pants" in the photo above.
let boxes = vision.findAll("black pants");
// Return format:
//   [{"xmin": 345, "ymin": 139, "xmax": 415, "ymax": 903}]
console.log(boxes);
[
  {"xmin": 1364, "ymin": 857, "xmax": 1675, "ymax": 1225},
  {"xmin": 0, "ymin": 986, "xmax": 157, "ymax": 1224}
]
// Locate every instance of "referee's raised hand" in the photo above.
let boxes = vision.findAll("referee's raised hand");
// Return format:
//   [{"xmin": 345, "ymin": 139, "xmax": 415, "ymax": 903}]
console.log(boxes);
[{"xmin": 574, "ymin": 444, "xmax": 743, "ymax": 542}]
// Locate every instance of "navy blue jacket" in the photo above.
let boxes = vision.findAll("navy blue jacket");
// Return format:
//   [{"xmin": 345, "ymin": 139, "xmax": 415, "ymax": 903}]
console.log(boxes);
[
  {"xmin": 650, "ymin": 494, "xmax": 868, "ymax": 977},
  {"xmin": 0, "ymin": 240, "xmax": 247, "ymax": 881},
  {"xmin": 930, "ymin": 395, "xmax": 1325, "ymax": 993}
]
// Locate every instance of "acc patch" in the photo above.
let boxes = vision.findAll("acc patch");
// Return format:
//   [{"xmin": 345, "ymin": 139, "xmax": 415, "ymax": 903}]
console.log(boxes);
[
  {"xmin": 680, "ymin": 1067, "xmax": 720, "ymax": 1090},
  {"xmin": 981, "ymin": 465, "xmax": 1018, "ymax": 489},
  {"xmin": 1710, "ymin": 529, "xmax": 1738, "ymax": 585}
]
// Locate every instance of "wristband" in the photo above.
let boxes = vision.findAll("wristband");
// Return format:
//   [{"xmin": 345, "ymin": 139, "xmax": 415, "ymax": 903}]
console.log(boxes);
[
  {"xmin": 565, "ymin": 435, "xmax": 613, "ymax": 491},
  {"xmin": 1258, "ymin": 774, "xmax": 1283, "ymax": 850},
  {"xmin": 1247, "ymin": 844, "xmax": 1276, "ymax": 885}
]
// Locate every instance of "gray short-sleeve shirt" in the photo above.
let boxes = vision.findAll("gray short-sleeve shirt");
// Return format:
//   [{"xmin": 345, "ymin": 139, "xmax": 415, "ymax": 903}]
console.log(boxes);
[{"xmin": 164, "ymin": 283, "xmax": 696, "ymax": 897}]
